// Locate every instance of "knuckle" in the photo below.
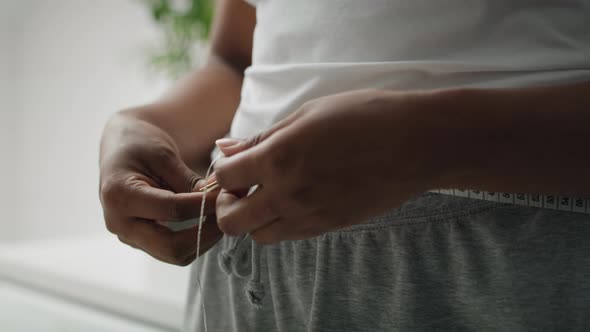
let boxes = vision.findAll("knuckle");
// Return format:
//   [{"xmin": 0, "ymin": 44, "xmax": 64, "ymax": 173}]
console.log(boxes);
[
  {"xmin": 266, "ymin": 198, "xmax": 283, "ymax": 219},
  {"xmin": 146, "ymin": 145, "xmax": 179, "ymax": 171},
  {"xmin": 163, "ymin": 242, "xmax": 190, "ymax": 265},
  {"xmin": 298, "ymin": 99, "xmax": 316, "ymax": 113},
  {"xmin": 187, "ymin": 173, "xmax": 202, "ymax": 193},
  {"xmin": 213, "ymin": 163, "xmax": 229, "ymax": 188},
  {"xmin": 264, "ymin": 142, "xmax": 297, "ymax": 176},
  {"xmin": 245, "ymin": 134, "xmax": 263, "ymax": 148},
  {"xmin": 99, "ymin": 177, "xmax": 121, "ymax": 207},
  {"xmin": 287, "ymin": 185, "xmax": 313, "ymax": 210},
  {"xmin": 117, "ymin": 235, "xmax": 138, "ymax": 249},
  {"xmin": 104, "ymin": 216, "xmax": 122, "ymax": 235},
  {"xmin": 215, "ymin": 151, "xmax": 262, "ymax": 189},
  {"xmin": 246, "ymin": 150, "xmax": 264, "ymax": 176},
  {"xmin": 105, "ymin": 219, "xmax": 117, "ymax": 234},
  {"xmin": 177, "ymin": 255, "xmax": 196, "ymax": 267},
  {"xmin": 105, "ymin": 219, "xmax": 118, "ymax": 235},
  {"xmin": 156, "ymin": 146, "xmax": 177, "ymax": 164}
]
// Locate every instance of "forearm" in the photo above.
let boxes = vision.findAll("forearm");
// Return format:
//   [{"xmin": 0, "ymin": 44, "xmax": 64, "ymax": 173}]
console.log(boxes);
[
  {"xmin": 427, "ymin": 81, "xmax": 590, "ymax": 196},
  {"xmin": 123, "ymin": 57, "xmax": 243, "ymax": 170}
]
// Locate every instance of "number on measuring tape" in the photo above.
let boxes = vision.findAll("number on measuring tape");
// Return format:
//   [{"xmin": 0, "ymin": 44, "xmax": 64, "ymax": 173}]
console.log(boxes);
[
  {"xmin": 515, "ymin": 193, "xmax": 528, "ymax": 206},
  {"xmin": 529, "ymin": 194, "xmax": 543, "ymax": 208},
  {"xmin": 454, "ymin": 189, "xmax": 469, "ymax": 197},
  {"xmin": 500, "ymin": 192, "xmax": 514, "ymax": 203},
  {"xmin": 430, "ymin": 189, "xmax": 590, "ymax": 215},
  {"xmin": 573, "ymin": 198, "xmax": 586, "ymax": 213},
  {"xmin": 469, "ymin": 190, "xmax": 484, "ymax": 199},
  {"xmin": 484, "ymin": 191, "xmax": 499, "ymax": 202},
  {"xmin": 558, "ymin": 196, "xmax": 573, "ymax": 211},
  {"xmin": 544, "ymin": 195, "xmax": 557, "ymax": 209}
]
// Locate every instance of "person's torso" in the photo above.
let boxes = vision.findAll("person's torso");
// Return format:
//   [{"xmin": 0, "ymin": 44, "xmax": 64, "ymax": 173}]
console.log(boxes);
[
  {"xmin": 188, "ymin": 4, "xmax": 590, "ymax": 330},
  {"xmin": 231, "ymin": 0, "xmax": 590, "ymax": 139}
]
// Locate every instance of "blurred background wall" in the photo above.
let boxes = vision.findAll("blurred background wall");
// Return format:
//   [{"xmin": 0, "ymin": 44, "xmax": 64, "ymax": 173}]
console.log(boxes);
[
  {"xmin": 0, "ymin": 0, "xmax": 169, "ymax": 241},
  {"xmin": 0, "ymin": 2, "xmax": 18, "ymax": 229},
  {"xmin": 0, "ymin": 1, "xmax": 197, "ymax": 330}
]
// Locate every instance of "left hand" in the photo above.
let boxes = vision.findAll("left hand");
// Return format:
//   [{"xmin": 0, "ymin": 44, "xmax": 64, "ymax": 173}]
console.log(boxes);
[{"xmin": 214, "ymin": 89, "xmax": 444, "ymax": 244}]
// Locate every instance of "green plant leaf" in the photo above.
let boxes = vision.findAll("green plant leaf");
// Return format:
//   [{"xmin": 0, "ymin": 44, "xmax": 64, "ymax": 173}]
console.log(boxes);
[{"xmin": 142, "ymin": 0, "xmax": 214, "ymax": 79}]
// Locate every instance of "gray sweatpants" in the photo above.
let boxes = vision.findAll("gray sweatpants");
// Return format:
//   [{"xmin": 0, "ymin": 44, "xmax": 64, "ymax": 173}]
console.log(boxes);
[{"xmin": 184, "ymin": 192, "xmax": 590, "ymax": 331}]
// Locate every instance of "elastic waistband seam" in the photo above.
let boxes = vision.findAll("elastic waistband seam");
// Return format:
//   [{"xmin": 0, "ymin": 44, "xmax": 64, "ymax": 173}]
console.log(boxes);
[{"xmin": 334, "ymin": 201, "xmax": 509, "ymax": 233}]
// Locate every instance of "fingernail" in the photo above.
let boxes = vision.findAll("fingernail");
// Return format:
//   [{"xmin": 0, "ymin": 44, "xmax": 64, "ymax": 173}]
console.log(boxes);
[{"xmin": 215, "ymin": 138, "xmax": 241, "ymax": 149}]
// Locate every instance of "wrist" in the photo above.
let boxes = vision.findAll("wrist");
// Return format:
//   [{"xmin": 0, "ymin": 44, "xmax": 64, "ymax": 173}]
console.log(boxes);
[
  {"xmin": 419, "ymin": 87, "xmax": 509, "ymax": 191},
  {"xmin": 419, "ymin": 83, "xmax": 590, "ymax": 196},
  {"xmin": 370, "ymin": 88, "xmax": 458, "ymax": 192},
  {"xmin": 387, "ymin": 88, "xmax": 488, "ymax": 192}
]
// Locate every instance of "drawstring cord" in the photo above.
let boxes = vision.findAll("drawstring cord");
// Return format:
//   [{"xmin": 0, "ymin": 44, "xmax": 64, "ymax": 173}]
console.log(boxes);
[
  {"xmin": 195, "ymin": 157, "xmax": 222, "ymax": 332},
  {"xmin": 201, "ymin": 153, "xmax": 266, "ymax": 319},
  {"xmin": 216, "ymin": 234, "xmax": 266, "ymax": 308},
  {"xmin": 217, "ymin": 234, "xmax": 251, "ymax": 278},
  {"xmin": 246, "ymin": 241, "xmax": 265, "ymax": 308}
]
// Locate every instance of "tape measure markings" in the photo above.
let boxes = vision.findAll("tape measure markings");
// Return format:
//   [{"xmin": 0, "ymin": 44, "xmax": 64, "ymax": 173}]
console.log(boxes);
[{"xmin": 429, "ymin": 190, "xmax": 590, "ymax": 215}]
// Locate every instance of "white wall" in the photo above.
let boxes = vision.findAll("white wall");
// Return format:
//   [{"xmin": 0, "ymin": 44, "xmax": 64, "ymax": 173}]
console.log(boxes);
[
  {"xmin": 0, "ymin": 0, "xmax": 171, "ymax": 241},
  {"xmin": 0, "ymin": 75, "xmax": 15, "ymax": 234},
  {"xmin": 0, "ymin": 7, "xmax": 18, "ymax": 229},
  {"xmin": 0, "ymin": 4, "xmax": 194, "ymax": 328}
]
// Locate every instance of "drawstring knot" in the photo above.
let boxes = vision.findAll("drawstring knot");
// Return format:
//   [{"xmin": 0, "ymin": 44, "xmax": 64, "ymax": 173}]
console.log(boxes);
[
  {"xmin": 217, "ymin": 234, "xmax": 251, "ymax": 278},
  {"xmin": 215, "ymin": 186, "xmax": 266, "ymax": 308},
  {"xmin": 246, "ymin": 240, "xmax": 265, "ymax": 308},
  {"xmin": 246, "ymin": 279, "xmax": 265, "ymax": 308},
  {"xmin": 216, "ymin": 234, "xmax": 266, "ymax": 308},
  {"xmin": 217, "ymin": 250, "xmax": 236, "ymax": 275}
]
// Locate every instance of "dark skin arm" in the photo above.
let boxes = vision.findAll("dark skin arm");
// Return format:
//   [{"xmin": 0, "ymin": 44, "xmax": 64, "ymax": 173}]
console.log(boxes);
[
  {"xmin": 99, "ymin": 0, "xmax": 255, "ymax": 266},
  {"xmin": 212, "ymin": 81, "xmax": 590, "ymax": 244},
  {"xmin": 129, "ymin": 0, "xmax": 255, "ymax": 170},
  {"xmin": 437, "ymin": 81, "xmax": 590, "ymax": 196}
]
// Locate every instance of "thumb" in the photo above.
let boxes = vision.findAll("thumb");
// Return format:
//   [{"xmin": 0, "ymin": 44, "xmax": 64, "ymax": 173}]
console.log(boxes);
[
  {"xmin": 159, "ymin": 156, "xmax": 203, "ymax": 194},
  {"xmin": 215, "ymin": 138, "xmax": 247, "ymax": 157}
]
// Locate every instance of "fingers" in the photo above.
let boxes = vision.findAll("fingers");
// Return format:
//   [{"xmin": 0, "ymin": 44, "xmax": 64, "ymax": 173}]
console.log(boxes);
[
  {"xmin": 194, "ymin": 174, "xmax": 221, "ymax": 196},
  {"xmin": 214, "ymin": 144, "xmax": 265, "ymax": 191},
  {"xmin": 213, "ymin": 111, "xmax": 303, "ymax": 191},
  {"xmin": 131, "ymin": 187, "xmax": 217, "ymax": 221},
  {"xmin": 103, "ymin": 172, "xmax": 223, "ymax": 266},
  {"xmin": 157, "ymin": 155, "xmax": 203, "ymax": 194},
  {"xmin": 216, "ymin": 186, "xmax": 279, "ymax": 236},
  {"xmin": 104, "ymin": 175, "xmax": 217, "ymax": 222},
  {"xmin": 215, "ymin": 112, "xmax": 299, "ymax": 157},
  {"xmin": 215, "ymin": 138, "xmax": 249, "ymax": 157},
  {"xmin": 117, "ymin": 217, "xmax": 223, "ymax": 266}
]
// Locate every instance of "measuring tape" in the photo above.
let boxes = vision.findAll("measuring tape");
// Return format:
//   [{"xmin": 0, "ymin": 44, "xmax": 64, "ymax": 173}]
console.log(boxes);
[{"xmin": 430, "ymin": 189, "xmax": 590, "ymax": 215}]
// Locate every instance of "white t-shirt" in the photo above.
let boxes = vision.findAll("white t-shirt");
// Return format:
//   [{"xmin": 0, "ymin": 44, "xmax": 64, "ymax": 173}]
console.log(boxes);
[{"xmin": 230, "ymin": 0, "xmax": 590, "ymax": 139}]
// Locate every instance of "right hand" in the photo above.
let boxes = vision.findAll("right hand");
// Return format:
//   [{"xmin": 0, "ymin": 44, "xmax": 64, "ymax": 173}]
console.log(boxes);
[{"xmin": 99, "ymin": 111, "xmax": 222, "ymax": 266}]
